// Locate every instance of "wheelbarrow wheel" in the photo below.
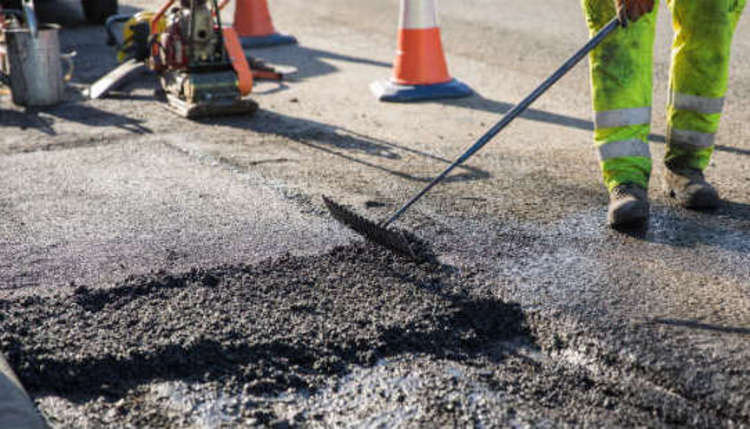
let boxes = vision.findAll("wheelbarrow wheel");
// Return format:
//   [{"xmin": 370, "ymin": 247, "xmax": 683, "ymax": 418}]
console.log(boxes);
[{"xmin": 81, "ymin": 0, "xmax": 117, "ymax": 24}]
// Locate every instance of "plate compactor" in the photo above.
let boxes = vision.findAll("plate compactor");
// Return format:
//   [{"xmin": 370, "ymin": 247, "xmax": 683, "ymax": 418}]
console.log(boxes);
[
  {"xmin": 150, "ymin": 0, "xmax": 256, "ymax": 117},
  {"xmin": 92, "ymin": 0, "xmax": 258, "ymax": 119}
]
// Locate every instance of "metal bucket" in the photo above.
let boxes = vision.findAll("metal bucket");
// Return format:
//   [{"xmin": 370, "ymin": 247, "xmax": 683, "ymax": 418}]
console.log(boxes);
[{"xmin": 5, "ymin": 23, "xmax": 74, "ymax": 107}]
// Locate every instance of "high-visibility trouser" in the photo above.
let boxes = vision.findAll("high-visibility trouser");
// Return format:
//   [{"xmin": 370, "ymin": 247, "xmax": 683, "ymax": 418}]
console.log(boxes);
[
  {"xmin": 665, "ymin": 0, "xmax": 745, "ymax": 171},
  {"xmin": 581, "ymin": 0, "xmax": 745, "ymax": 192}
]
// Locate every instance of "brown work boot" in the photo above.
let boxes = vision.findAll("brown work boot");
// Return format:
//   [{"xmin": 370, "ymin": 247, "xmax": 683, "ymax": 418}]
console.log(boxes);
[
  {"xmin": 663, "ymin": 167, "xmax": 720, "ymax": 209},
  {"xmin": 608, "ymin": 183, "xmax": 649, "ymax": 228}
]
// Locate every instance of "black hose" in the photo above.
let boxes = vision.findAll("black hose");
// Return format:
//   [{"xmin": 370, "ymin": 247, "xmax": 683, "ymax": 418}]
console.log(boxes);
[
  {"xmin": 210, "ymin": 0, "xmax": 227, "ymax": 62},
  {"xmin": 105, "ymin": 14, "xmax": 132, "ymax": 47}
]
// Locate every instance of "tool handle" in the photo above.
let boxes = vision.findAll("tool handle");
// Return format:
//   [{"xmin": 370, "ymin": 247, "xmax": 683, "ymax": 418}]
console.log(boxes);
[
  {"xmin": 383, "ymin": 18, "xmax": 619, "ymax": 227},
  {"xmin": 21, "ymin": 0, "xmax": 37, "ymax": 38}
]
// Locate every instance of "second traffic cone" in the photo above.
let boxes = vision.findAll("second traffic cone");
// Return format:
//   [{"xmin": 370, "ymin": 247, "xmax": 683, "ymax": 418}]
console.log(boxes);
[
  {"xmin": 371, "ymin": 0, "xmax": 472, "ymax": 102},
  {"xmin": 233, "ymin": 0, "xmax": 296, "ymax": 48}
]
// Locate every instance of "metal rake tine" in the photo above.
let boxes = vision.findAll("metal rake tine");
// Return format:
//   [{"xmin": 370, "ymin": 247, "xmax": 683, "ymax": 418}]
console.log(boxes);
[{"xmin": 322, "ymin": 196, "xmax": 417, "ymax": 260}]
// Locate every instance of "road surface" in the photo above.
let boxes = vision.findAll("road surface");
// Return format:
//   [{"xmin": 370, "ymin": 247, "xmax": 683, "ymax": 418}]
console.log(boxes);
[{"xmin": 1, "ymin": 0, "xmax": 748, "ymax": 426}]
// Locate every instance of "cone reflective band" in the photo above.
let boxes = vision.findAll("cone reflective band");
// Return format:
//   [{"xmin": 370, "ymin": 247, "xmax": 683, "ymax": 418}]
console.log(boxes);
[
  {"xmin": 371, "ymin": 0, "xmax": 472, "ymax": 102},
  {"xmin": 233, "ymin": 0, "xmax": 296, "ymax": 48}
]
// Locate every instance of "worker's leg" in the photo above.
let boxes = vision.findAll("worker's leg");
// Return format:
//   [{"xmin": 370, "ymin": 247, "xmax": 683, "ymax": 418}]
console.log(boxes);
[
  {"xmin": 582, "ymin": 0, "xmax": 659, "ymax": 193},
  {"xmin": 665, "ymin": 0, "xmax": 746, "ymax": 171}
]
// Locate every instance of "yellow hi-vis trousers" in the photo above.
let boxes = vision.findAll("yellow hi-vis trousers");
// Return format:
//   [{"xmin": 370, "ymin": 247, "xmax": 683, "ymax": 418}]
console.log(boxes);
[{"xmin": 582, "ymin": 0, "xmax": 746, "ymax": 192}]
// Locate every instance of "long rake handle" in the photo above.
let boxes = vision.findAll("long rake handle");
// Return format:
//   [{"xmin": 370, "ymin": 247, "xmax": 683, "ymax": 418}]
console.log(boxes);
[{"xmin": 383, "ymin": 18, "xmax": 620, "ymax": 227}]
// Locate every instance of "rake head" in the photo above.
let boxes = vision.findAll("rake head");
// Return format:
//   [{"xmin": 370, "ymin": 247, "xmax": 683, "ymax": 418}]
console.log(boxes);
[{"xmin": 322, "ymin": 195, "xmax": 417, "ymax": 260}]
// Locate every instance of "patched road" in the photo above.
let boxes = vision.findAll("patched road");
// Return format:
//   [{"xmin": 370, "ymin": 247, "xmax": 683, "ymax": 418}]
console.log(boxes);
[{"xmin": 1, "ymin": 0, "xmax": 749, "ymax": 427}]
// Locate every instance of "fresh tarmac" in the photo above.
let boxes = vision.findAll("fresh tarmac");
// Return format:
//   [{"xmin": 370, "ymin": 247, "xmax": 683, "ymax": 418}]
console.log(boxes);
[{"xmin": 1, "ymin": 0, "xmax": 748, "ymax": 426}]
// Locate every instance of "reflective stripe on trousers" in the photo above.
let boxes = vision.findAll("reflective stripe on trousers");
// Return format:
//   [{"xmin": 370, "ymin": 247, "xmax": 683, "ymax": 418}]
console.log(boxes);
[
  {"xmin": 669, "ymin": 91, "xmax": 725, "ymax": 115},
  {"xmin": 594, "ymin": 107, "xmax": 652, "ymax": 129},
  {"xmin": 667, "ymin": 92, "xmax": 721, "ymax": 167},
  {"xmin": 592, "ymin": 105, "xmax": 654, "ymax": 192},
  {"xmin": 592, "ymin": 107, "xmax": 653, "ymax": 191},
  {"xmin": 598, "ymin": 139, "xmax": 651, "ymax": 162}
]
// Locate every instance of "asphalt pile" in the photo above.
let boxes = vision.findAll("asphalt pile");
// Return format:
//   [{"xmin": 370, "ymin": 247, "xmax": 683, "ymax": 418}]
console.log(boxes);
[{"xmin": 0, "ymin": 243, "xmax": 529, "ymax": 426}]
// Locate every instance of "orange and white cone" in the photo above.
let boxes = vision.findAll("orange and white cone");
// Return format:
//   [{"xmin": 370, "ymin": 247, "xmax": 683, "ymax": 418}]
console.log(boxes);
[
  {"xmin": 371, "ymin": 0, "xmax": 472, "ymax": 102},
  {"xmin": 231, "ymin": 0, "xmax": 296, "ymax": 48}
]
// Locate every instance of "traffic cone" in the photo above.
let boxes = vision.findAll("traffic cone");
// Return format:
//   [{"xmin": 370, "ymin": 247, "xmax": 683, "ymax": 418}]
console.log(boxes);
[
  {"xmin": 233, "ymin": 0, "xmax": 296, "ymax": 48},
  {"xmin": 371, "ymin": 0, "xmax": 472, "ymax": 102}
]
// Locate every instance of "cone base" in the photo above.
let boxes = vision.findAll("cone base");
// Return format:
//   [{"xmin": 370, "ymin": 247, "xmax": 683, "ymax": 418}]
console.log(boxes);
[
  {"xmin": 370, "ymin": 78, "xmax": 472, "ymax": 102},
  {"xmin": 240, "ymin": 33, "xmax": 297, "ymax": 49}
]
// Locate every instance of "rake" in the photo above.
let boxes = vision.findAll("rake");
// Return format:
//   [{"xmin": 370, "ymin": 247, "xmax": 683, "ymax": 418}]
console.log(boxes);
[{"xmin": 324, "ymin": 19, "xmax": 620, "ymax": 259}]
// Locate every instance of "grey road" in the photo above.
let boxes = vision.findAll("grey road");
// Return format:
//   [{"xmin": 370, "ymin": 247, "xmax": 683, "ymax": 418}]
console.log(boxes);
[{"xmin": 1, "ymin": 0, "xmax": 748, "ymax": 426}]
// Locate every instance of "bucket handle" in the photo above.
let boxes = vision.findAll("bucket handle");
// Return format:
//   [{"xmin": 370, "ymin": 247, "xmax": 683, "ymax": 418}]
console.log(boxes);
[{"xmin": 60, "ymin": 51, "xmax": 76, "ymax": 82}]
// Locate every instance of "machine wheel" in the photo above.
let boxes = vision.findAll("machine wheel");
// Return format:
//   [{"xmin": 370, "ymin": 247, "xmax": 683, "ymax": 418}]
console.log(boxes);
[{"xmin": 81, "ymin": 0, "xmax": 117, "ymax": 24}]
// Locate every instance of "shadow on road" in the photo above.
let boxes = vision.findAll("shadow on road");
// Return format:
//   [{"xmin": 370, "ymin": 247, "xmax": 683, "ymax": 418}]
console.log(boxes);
[
  {"xmin": 0, "ymin": 109, "xmax": 56, "ymax": 135},
  {"xmin": 1, "ymin": 103, "xmax": 150, "ymax": 136},
  {"xmin": 42, "ymin": 103, "xmax": 150, "ymax": 133},
  {"xmin": 620, "ymin": 202, "xmax": 750, "ymax": 254},
  {"xmin": 246, "ymin": 44, "xmax": 391, "ymax": 83},
  {"xmin": 199, "ymin": 111, "xmax": 490, "ymax": 184},
  {"xmin": 2, "ymin": 103, "xmax": 152, "ymax": 136},
  {"xmin": 441, "ymin": 94, "xmax": 750, "ymax": 158},
  {"xmin": 715, "ymin": 200, "xmax": 750, "ymax": 222},
  {"xmin": 230, "ymin": 44, "xmax": 392, "ymax": 97},
  {"xmin": 649, "ymin": 318, "xmax": 750, "ymax": 335}
]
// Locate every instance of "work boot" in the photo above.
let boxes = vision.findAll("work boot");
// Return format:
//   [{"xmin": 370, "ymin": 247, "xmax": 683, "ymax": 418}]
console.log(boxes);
[
  {"xmin": 608, "ymin": 183, "xmax": 649, "ymax": 228},
  {"xmin": 663, "ymin": 167, "xmax": 720, "ymax": 209}
]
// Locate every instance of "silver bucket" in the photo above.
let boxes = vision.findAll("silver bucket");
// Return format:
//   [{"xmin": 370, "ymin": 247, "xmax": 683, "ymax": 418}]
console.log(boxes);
[{"xmin": 5, "ymin": 23, "xmax": 74, "ymax": 107}]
